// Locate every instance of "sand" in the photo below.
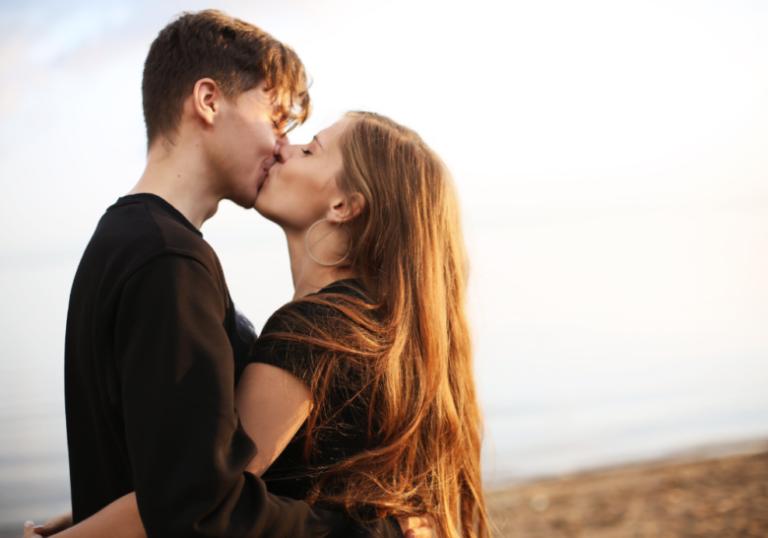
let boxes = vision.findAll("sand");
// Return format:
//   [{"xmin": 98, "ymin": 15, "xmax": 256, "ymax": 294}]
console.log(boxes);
[
  {"xmin": 486, "ymin": 451, "xmax": 768, "ymax": 537},
  {"xmin": 2, "ymin": 450, "xmax": 767, "ymax": 538}
]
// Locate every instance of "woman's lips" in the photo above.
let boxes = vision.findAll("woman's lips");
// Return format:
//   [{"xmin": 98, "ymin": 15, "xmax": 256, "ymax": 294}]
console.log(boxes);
[{"xmin": 256, "ymin": 163, "xmax": 277, "ymax": 193}]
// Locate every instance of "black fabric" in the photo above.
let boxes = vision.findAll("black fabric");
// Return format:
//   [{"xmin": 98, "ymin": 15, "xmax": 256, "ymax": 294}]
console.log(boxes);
[
  {"xmin": 249, "ymin": 280, "xmax": 382, "ymax": 506},
  {"xmin": 65, "ymin": 194, "xmax": 401, "ymax": 538}
]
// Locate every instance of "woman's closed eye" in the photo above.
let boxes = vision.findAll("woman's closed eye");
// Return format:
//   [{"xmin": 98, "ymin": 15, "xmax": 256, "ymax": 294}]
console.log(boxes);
[{"xmin": 302, "ymin": 148, "xmax": 313, "ymax": 155}]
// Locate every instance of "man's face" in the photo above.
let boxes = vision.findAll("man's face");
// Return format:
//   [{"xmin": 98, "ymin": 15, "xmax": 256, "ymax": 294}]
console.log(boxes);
[{"xmin": 206, "ymin": 81, "xmax": 281, "ymax": 208}]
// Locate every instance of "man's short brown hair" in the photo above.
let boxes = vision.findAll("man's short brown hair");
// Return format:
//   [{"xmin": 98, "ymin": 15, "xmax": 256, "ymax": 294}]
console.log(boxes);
[{"xmin": 142, "ymin": 10, "xmax": 310, "ymax": 146}]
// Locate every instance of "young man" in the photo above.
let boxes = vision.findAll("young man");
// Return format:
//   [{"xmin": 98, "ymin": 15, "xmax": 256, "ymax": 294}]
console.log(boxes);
[{"xmin": 31, "ymin": 10, "xmax": 430, "ymax": 538}]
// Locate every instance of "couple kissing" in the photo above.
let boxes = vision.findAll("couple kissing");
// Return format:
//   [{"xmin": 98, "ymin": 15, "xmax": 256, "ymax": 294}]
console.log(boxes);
[{"xmin": 24, "ymin": 9, "xmax": 489, "ymax": 538}]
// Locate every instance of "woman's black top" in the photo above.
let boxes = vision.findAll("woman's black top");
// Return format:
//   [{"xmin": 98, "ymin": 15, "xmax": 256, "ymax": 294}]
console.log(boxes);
[{"xmin": 249, "ymin": 279, "xmax": 377, "ymax": 502}]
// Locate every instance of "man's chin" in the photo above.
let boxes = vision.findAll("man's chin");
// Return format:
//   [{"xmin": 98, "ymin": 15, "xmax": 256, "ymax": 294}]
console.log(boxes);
[{"xmin": 227, "ymin": 189, "xmax": 258, "ymax": 210}]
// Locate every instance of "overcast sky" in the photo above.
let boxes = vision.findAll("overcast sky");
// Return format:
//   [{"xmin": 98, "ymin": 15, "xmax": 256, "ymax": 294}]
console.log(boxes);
[{"xmin": 1, "ymin": 0, "xmax": 767, "ymax": 255}]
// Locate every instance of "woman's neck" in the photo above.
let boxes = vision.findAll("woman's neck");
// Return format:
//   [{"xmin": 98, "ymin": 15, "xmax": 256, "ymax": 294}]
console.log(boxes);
[{"xmin": 284, "ymin": 227, "xmax": 356, "ymax": 300}]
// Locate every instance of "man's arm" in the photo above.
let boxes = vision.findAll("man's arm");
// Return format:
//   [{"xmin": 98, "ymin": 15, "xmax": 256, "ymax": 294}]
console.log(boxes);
[{"xmin": 113, "ymin": 254, "xmax": 359, "ymax": 538}]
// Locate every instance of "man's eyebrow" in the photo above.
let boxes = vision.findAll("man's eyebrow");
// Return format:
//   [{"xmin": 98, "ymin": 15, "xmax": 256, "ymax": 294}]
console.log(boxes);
[{"xmin": 312, "ymin": 135, "xmax": 323, "ymax": 149}]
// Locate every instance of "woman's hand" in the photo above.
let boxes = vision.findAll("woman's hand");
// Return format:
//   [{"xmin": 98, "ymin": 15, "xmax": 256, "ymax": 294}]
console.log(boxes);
[
  {"xmin": 23, "ymin": 521, "xmax": 43, "ymax": 538},
  {"xmin": 32, "ymin": 511, "xmax": 73, "ymax": 536},
  {"xmin": 398, "ymin": 514, "xmax": 436, "ymax": 538}
]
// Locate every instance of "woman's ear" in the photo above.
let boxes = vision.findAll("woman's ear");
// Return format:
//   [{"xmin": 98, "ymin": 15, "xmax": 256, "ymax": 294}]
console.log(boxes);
[
  {"xmin": 327, "ymin": 193, "xmax": 365, "ymax": 224},
  {"xmin": 192, "ymin": 78, "xmax": 220, "ymax": 126}
]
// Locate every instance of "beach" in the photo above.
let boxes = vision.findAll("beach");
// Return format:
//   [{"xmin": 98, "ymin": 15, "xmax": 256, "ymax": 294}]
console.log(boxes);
[
  {"xmin": 1, "ymin": 448, "xmax": 766, "ymax": 538},
  {"xmin": 486, "ymin": 449, "xmax": 768, "ymax": 537}
]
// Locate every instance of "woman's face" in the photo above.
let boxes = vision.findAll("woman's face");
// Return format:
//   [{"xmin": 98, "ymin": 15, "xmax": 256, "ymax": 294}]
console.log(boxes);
[{"xmin": 254, "ymin": 118, "xmax": 349, "ymax": 231}]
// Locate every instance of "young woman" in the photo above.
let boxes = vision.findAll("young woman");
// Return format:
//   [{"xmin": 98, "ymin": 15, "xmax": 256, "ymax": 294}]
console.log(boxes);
[
  {"xmin": 243, "ymin": 111, "xmax": 489, "ymax": 538},
  {"xmin": 26, "ymin": 112, "xmax": 489, "ymax": 538}
]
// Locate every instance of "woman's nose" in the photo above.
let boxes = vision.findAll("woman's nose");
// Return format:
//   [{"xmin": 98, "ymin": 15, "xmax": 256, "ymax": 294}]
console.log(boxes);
[
  {"xmin": 274, "ymin": 134, "xmax": 290, "ymax": 162},
  {"xmin": 276, "ymin": 143, "xmax": 298, "ymax": 163}
]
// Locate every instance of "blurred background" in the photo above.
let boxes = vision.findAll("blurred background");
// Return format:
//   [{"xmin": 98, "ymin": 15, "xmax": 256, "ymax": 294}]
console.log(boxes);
[{"xmin": 1, "ymin": 0, "xmax": 767, "ymax": 534}]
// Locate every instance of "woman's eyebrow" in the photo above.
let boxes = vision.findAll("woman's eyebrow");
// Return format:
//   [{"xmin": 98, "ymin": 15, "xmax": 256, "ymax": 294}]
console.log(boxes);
[{"xmin": 312, "ymin": 135, "xmax": 324, "ymax": 149}]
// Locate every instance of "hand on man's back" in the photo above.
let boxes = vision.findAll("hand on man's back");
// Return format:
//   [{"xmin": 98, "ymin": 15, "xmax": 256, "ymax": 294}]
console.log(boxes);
[
  {"xmin": 21, "ymin": 510, "xmax": 72, "ymax": 537},
  {"xmin": 399, "ymin": 514, "xmax": 436, "ymax": 538}
]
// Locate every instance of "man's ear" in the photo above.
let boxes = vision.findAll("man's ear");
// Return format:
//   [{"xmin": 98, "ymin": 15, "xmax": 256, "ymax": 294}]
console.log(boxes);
[
  {"xmin": 327, "ymin": 192, "xmax": 365, "ymax": 224},
  {"xmin": 192, "ymin": 78, "xmax": 220, "ymax": 126}
]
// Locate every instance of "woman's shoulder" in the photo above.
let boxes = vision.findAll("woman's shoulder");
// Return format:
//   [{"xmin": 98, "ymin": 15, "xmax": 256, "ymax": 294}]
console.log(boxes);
[
  {"xmin": 311, "ymin": 278, "xmax": 372, "ymax": 302},
  {"xmin": 248, "ymin": 278, "xmax": 373, "ymax": 384},
  {"xmin": 265, "ymin": 278, "xmax": 372, "ymax": 333},
  {"xmin": 311, "ymin": 278, "xmax": 373, "ymax": 310}
]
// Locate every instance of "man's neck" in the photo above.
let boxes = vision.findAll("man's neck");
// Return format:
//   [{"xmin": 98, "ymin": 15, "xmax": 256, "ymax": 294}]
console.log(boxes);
[{"xmin": 129, "ymin": 139, "xmax": 221, "ymax": 230}]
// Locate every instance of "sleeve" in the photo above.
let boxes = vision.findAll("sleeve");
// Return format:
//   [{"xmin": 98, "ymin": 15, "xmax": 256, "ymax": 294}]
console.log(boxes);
[
  {"xmin": 114, "ymin": 254, "xmax": 395, "ymax": 538},
  {"xmin": 248, "ymin": 301, "xmax": 325, "ymax": 386},
  {"xmin": 231, "ymin": 305, "xmax": 258, "ymax": 382}
]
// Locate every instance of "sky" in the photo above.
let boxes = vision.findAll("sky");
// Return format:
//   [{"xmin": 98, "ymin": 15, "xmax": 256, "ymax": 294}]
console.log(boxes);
[
  {"xmin": 0, "ymin": 0, "xmax": 767, "ymax": 504},
  {"xmin": 1, "ymin": 0, "xmax": 767, "ymax": 255}
]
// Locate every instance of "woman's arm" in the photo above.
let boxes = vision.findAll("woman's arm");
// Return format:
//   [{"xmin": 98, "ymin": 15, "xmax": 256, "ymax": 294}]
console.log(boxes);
[
  {"xmin": 234, "ymin": 363, "xmax": 311, "ymax": 476},
  {"xmin": 23, "ymin": 502, "xmax": 434, "ymax": 538},
  {"xmin": 235, "ymin": 364, "xmax": 436, "ymax": 537},
  {"xmin": 25, "ymin": 493, "xmax": 144, "ymax": 538},
  {"xmin": 33, "ymin": 511, "xmax": 72, "ymax": 536}
]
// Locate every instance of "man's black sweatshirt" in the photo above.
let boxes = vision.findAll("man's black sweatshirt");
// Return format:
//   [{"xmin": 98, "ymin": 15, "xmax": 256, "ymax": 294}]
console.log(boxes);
[{"xmin": 64, "ymin": 193, "xmax": 400, "ymax": 538}]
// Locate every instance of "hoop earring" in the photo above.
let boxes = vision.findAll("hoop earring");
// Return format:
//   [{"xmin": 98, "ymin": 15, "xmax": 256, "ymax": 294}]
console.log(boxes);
[{"xmin": 305, "ymin": 218, "xmax": 351, "ymax": 266}]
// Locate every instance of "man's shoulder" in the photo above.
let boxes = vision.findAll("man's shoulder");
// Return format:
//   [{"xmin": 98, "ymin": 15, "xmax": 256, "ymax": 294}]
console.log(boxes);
[
  {"xmin": 102, "ymin": 195, "xmax": 218, "ymax": 263},
  {"xmin": 76, "ymin": 195, "xmax": 225, "ymax": 287}
]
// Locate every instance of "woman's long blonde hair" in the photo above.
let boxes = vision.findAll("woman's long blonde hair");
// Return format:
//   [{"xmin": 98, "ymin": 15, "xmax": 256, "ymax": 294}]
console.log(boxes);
[{"xmin": 260, "ymin": 112, "xmax": 489, "ymax": 538}]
